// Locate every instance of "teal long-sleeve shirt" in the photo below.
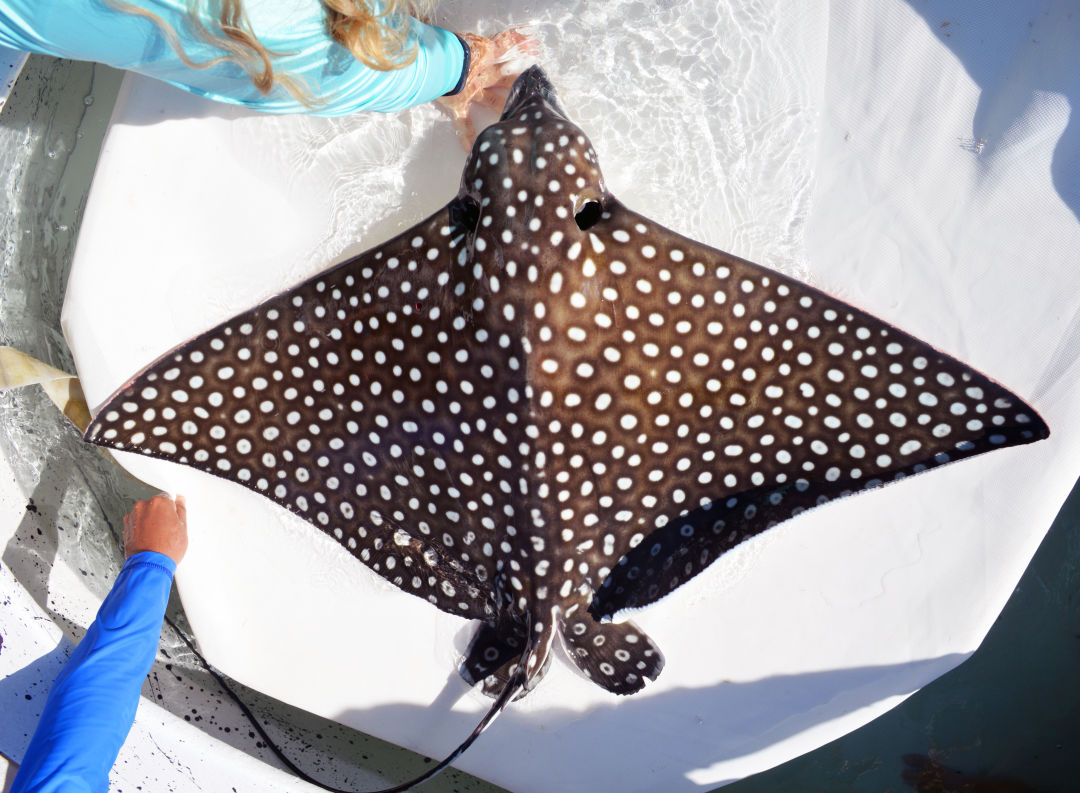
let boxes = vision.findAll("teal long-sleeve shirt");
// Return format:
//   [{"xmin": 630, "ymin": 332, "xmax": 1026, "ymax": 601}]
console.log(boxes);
[
  {"xmin": 11, "ymin": 551, "xmax": 177, "ymax": 793},
  {"xmin": 0, "ymin": 0, "xmax": 466, "ymax": 114}
]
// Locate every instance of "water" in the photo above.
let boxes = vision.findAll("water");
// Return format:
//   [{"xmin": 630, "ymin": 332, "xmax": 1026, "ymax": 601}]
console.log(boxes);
[
  {"xmin": 723, "ymin": 478, "xmax": 1080, "ymax": 793},
  {"xmin": 225, "ymin": 0, "xmax": 821, "ymax": 287}
]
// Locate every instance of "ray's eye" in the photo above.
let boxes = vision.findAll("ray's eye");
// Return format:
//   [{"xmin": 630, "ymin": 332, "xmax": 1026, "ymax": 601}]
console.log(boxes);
[
  {"xmin": 449, "ymin": 196, "xmax": 481, "ymax": 232},
  {"xmin": 574, "ymin": 200, "xmax": 603, "ymax": 231}
]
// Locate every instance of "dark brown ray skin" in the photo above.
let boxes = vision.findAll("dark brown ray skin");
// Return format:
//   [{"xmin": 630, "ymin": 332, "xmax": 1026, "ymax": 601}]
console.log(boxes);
[{"xmin": 84, "ymin": 66, "xmax": 1048, "ymax": 699}]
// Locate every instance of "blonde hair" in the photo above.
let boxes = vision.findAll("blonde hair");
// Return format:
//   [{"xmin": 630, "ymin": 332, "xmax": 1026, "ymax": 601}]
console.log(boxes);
[
  {"xmin": 110, "ymin": 0, "xmax": 438, "ymax": 104},
  {"xmin": 326, "ymin": 0, "xmax": 437, "ymax": 71}
]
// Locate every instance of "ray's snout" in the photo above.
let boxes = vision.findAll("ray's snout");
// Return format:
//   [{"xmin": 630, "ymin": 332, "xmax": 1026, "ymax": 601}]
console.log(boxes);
[{"xmin": 501, "ymin": 65, "xmax": 567, "ymax": 121}]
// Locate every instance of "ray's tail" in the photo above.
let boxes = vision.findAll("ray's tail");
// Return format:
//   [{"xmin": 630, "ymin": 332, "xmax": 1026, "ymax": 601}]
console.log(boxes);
[
  {"xmin": 368, "ymin": 617, "xmax": 537, "ymax": 791},
  {"xmin": 168, "ymin": 609, "xmax": 526, "ymax": 793},
  {"xmin": 369, "ymin": 661, "xmax": 526, "ymax": 793}
]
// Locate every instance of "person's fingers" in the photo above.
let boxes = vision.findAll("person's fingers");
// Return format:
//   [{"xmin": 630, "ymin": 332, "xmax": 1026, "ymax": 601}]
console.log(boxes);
[
  {"xmin": 153, "ymin": 493, "xmax": 178, "ymax": 524},
  {"xmin": 494, "ymin": 28, "xmax": 535, "ymax": 49},
  {"xmin": 122, "ymin": 493, "xmax": 188, "ymax": 563},
  {"xmin": 454, "ymin": 114, "xmax": 477, "ymax": 150},
  {"xmin": 490, "ymin": 28, "xmax": 541, "ymax": 66},
  {"xmin": 440, "ymin": 27, "xmax": 541, "ymax": 149},
  {"xmin": 476, "ymin": 88, "xmax": 507, "ymax": 112}
]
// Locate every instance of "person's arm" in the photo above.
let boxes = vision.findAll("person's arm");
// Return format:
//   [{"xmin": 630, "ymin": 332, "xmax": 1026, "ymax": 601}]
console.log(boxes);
[
  {"xmin": 12, "ymin": 495, "xmax": 187, "ymax": 793},
  {"xmin": 0, "ymin": 0, "xmax": 532, "ymax": 118},
  {"xmin": 301, "ymin": 19, "xmax": 538, "ymax": 117}
]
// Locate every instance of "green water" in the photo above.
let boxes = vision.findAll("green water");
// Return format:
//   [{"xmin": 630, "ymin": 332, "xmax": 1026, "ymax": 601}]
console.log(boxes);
[{"xmin": 723, "ymin": 479, "xmax": 1079, "ymax": 793}]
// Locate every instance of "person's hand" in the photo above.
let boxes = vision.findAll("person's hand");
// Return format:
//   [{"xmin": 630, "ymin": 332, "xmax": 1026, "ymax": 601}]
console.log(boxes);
[
  {"xmin": 437, "ymin": 28, "xmax": 540, "ymax": 147},
  {"xmin": 123, "ymin": 494, "xmax": 188, "ymax": 565}
]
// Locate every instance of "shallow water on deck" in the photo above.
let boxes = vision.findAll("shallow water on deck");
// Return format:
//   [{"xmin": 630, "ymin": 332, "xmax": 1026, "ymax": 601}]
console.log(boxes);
[{"xmin": 225, "ymin": 0, "xmax": 819, "ymax": 289}]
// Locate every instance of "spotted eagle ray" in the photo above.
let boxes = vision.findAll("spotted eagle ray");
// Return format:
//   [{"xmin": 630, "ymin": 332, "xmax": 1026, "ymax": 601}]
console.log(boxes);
[{"xmin": 85, "ymin": 66, "xmax": 1047, "ymax": 784}]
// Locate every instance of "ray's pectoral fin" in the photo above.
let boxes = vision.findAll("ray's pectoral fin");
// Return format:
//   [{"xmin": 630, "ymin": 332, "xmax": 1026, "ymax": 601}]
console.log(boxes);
[
  {"xmin": 558, "ymin": 612, "xmax": 664, "ymax": 695},
  {"xmin": 82, "ymin": 203, "xmax": 504, "ymax": 622},
  {"xmin": 576, "ymin": 202, "xmax": 1048, "ymax": 616}
]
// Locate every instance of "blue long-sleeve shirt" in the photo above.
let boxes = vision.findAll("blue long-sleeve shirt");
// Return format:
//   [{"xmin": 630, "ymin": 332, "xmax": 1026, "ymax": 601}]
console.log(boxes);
[
  {"xmin": 0, "ymin": 0, "xmax": 466, "ymax": 114},
  {"xmin": 11, "ymin": 551, "xmax": 177, "ymax": 793}
]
